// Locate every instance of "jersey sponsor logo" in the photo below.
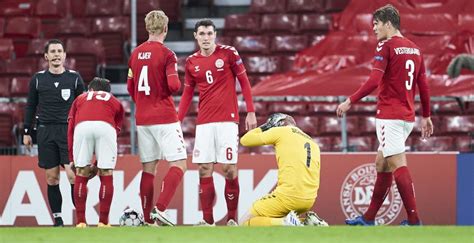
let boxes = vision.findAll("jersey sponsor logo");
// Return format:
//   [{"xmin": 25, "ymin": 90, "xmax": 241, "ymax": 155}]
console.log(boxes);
[
  {"xmin": 215, "ymin": 59, "xmax": 224, "ymax": 69},
  {"xmin": 61, "ymin": 89, "xmax": 71, "ymax": 101},
  {"xmin": 394, "ymin": 47, "xmax": 420, "ymax": 55},
  {"xmin": 195, "ymin": 66, "xmax": 200, "ymax": 72},
  {"xmin": 340, "ymin": 163, "xmax": 402, "ymax": 225},
  {"xmin": 374, "ymin": 56, "xmax": 384, "ymax": 61},
  {"xmin": 138, "ymin": 52, "xmax": 151, "ymax": 59},
  {"xmin": 54, "ymin": 82, "xmax": 59, "ymax": 88}
]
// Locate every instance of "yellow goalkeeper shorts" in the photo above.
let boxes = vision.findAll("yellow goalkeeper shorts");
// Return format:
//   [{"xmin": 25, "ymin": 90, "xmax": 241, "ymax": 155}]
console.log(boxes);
[{"xmin": 250, "ymin": 191, "xmax": 315, "ymax": 218}]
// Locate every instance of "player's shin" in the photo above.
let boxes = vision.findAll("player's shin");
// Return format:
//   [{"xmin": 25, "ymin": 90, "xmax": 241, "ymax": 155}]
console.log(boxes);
[
  {"xmin": 99, "ymin": 174, "xmax": 114, "ymax": 225},
  {"xmin": 74, "ymin": 175, "xmax": 89, "ymax": 224},
  {"xmin": 364, "ymin": 172, "xmax": 392, "ymax": 221},
  {"xmin": 225, "ymin": 176, "xmax": 240, "ymax": 222},
  {"xmin": 200, "ymin": 176, "xmax": 216, "ymax": 224},
  {"xmin": 156, "ymin": 166, "xmax": 184, "ymax": 211},
  {"xmin": 140, "ymin": 172, "xmax": 155, "ymax": 224},
  {"xmin": 394, "ymin": 166, "xmax": 420, "ymax": 224}
]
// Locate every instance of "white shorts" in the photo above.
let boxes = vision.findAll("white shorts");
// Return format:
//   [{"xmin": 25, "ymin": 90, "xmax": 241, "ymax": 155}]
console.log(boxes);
[
  {"xmin": 73, "ymin": 121, "xmax": 117, "ymax": 169},
  {"xmin": 376, "ymin": 118, "xmax": 414, "ymax": 157},
  {"xmin": 137, "ymin": 122, "xmax": 187, "ymax": 163},
  {"xmin": 192, "ymin": 122, "xmax": 239, "ymax": 164}
]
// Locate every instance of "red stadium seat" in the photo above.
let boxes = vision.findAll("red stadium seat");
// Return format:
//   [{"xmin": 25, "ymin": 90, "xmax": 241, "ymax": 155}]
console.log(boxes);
[
  {"xmin": 319, "ymin": 115, "xmax": 358, "ymax": 135},
  {"xmin": 233, "ymin": 35, "xmax": 270, "ymax": 54},
  {"xmin": 0, "ymin": 38, "xmax": 14, "ymax": 60},
  {"xmin": 280, "ymin": 55, "xmax": 296, "ymax": 72},
  {"xmin": 10, "ymin": 77, "xmax": 30, "ymax": 97},
  {"xmin": 358, "ymin": 116, "xmax": 376, "ymax": 135},
  {"xmin": 294, "ymin": 116, "xmax": 319, "ymax": 136},
  {"xmin": 4, "ymin": 17, "xmax": 40, "ymax": 39},
  {"xmin": 270, "ymin": 35, "xmax": 308, "ymax": 54},
  {"xmin": 443, "ymin": 116, "xmax": 474, "ymax": 133},
  {"xmin": 459, "ymin": 14, "xmax": 474, "ymax": 32},
  {"xmin": 353, "ymin": 14, "xmax": 373, "ymax": 34},
  {"xmin": 0, "ymin": 78, "xmax": 11, "ymax": 97},
  {"xmin": 308, "ymin": 102, "xmax": 338, "ymax": 114},
  {"xmin": 216, "ymin": 36, "xmax": 233, "ymax": 46},
  {"xmin": 334, "ymin": 136, "xmax": 375, "ymax": 152},
  {"xmin": 117, "ymin": 136, "xmax": 131, "ymax": 154},
  {"xmin": 253, "ymin": 101, "xmax": 269, "ymax": 116},
  {"xmin": 401, "ymin": 14, "xmax": 457, "ymax": 35},
  {"xmin": 299, "ymin": 14, "xmax": 332, "ymax": 32},
  {"xmin": 324, "ymin": 0, "xmax": 350, "ymax": 12},
  {"xmin": 267, "ymin": 102, "xmax": 308, "ymax": 115},
  {"xmin": 158, "ymin": 0, "xmax": 181, "ymax": 23},
  {"xmin": 260, "ymin": 14, "xmax": 299, "ymax": 33},
  {"xmin": 415, "ymin": 136, "xmax": 455, "ymax": 151},
  {"xmin": 57, "ymin": 18, "xmax": 91, "ymax": 38},
  {"xmin": 0, "ymin": 103, "xmax": 13, "ymax": 146},
  {"xmin": 224, "ymin": 14, "xmax": 260, "ymax": 36},
  {"xmin": 85, "ymin": 0, "xmax": 122, "ymax": 16},
  {"xmin": 250, "ymin": 0, "xmax": 286, "ymax": 13},
  {"xmin": 69, "ymin": 0, "xmax": 86, "ymax": 17},
  {"xmin": 0, "ymin": 1, "xmax": 35, "ymax": 16},
  {"xmin": 66, "ymin": 37, "xmax": 106, "ymax": 82},
  {"xmin": 35, "ymin": 0, "xmax": 68, "ymax": 18},
  {"xmin": 26, "ymin": 38, "xmax": 48, "ymax": 57},
  {"xmin": 242, "ymin": 55, "xmax": 282, "ymax": 74},
  {"xmin": 456, "ymin": 136, "xmax": 473, "ymax": 152},
  {"xmin": 0, "ymin": 18, "xmax": 5, "ymax": 36},
  {"xmin": 92, "ymin": 17, "xmax": 130, "ymax": 64},
  {"xmin": 351, "ymin": 102, "xmax": 377, "ymax": 114},
  {"xmin": 432, "ymin": 101, "xmax": 462, "ymax": 115},
  {"xmin": 312, "ymin": 136, "xmax": 333, "ymax": 152},
  {"xmin": 286, "ymin": 0, "xmax": 325, "ymax": 13},
  {"xmin": 10, "ymin": 101, "xmax": 26, "ymax": 123},
  {"xmin": 123, "ymin": 0, "xmax": 160, "ymax": 15},
  {"xmin": 4, "ymin": 57, "xmax": 38, "ymax": 76}
]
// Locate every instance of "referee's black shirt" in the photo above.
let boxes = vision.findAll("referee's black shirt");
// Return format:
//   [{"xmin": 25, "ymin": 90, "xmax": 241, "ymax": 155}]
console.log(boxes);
[{"xmin": 24, "ymin": 69, "xmax": 86, "ymax": 129}]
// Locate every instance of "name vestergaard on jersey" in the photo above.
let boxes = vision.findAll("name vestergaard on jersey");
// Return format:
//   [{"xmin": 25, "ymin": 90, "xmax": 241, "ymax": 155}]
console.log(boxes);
[
  {"xmin": 394, "ymin": 47, "xmax": 420, "ymax": 55},
  {"xmin": 138, "ymin": 52, "xmax": 152, "ymax": 60}
]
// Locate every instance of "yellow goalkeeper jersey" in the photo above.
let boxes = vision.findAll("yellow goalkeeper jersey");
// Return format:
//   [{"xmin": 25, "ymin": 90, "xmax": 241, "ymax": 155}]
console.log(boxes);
[{"xmin": 241, "ymin": 126, "xmax": 320, "ymax": 200}]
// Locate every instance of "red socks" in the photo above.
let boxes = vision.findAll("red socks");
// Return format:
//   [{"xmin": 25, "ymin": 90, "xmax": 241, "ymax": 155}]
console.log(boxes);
[
  {"xmin": 99, "ymin": 175, "xmax": 114, "ymax": 225},
  {"xmin": 74, "ymin": 175, "xmax": 89, "ymax": 224},
  {"xmin": 363, "ymin": 172, "xmax": 392, "ymax": 221},
  {"xmin": 156, "ymin": 166, "xmax": 184, "ymax": 211},
  {"xmin": 225, "ymin": 177, "xmax": 240, "ymax": 221},
  {"xmin": 140, "ymin": 172, "xmax": 155, "ymax": 224},
  {"xmin": 199, "ymin": 176, "xmax": 216, "ymax": 224},
  {"xmin": 394, "ymin": 166, "xmax": 420, "ymax": 224}
]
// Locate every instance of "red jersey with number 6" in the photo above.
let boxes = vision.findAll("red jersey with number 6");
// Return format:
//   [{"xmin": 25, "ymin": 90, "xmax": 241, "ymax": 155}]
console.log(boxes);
[
  {"xmin": 184, "ymin": 45, "xmax": 247, "ymax": 124},
  {"xmin": 370, "ymin": 36, "xmax": 427, "ymax": 121},
  {"xmin": 127, "ymin": 41, "xmax": 180, "ymax": 125}
]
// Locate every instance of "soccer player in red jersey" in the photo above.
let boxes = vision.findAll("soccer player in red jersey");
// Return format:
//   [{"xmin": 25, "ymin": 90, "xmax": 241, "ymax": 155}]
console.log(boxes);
[
  {"xmin": 68, "ymin": 77, "xmax": 124, "ymax": 227},
  {"xmin": 127, "ymin": 10, "xmax": 187, "ymax": 226},
  {"xmin": 178, "ymin": 19, "xmax": 257, "ymax": 226},
  {"xmin": 337, "ymin": 4, "xmax": 434, "ymax": 226}
]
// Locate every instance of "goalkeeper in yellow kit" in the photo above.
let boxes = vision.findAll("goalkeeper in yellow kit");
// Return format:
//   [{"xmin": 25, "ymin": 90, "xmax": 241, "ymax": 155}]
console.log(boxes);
[{"xmin": 240, "ymin": 113, "xmax": 326, "ymax": 226}]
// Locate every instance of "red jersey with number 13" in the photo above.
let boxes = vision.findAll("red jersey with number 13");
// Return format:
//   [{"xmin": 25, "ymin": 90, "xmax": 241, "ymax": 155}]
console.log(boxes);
[
  {"xmin": 371, "ymin": 36, "xmax": 427, "ymax": 121},
  {"xmin": 185, "ymin": 45, "xmax": 246, "ymax": 124},
  {"xmin": 127, "ymin": 41, "xmax": 179, "ymax": 125}
]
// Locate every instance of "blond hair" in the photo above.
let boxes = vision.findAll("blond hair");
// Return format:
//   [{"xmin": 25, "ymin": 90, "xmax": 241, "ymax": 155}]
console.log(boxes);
[{"xmin": 145, "ymin": 10, "xmax": 168, "ymax": 35}]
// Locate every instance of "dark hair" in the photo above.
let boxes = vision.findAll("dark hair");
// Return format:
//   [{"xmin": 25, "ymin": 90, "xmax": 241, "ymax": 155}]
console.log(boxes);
[
  {"xmin": 373, "ymin": 4, "xmax": 400, "ymax": 30},
  {"xmin": 44, "ymin": 39, "xmax": 65, "ymax": 54},
  {"xmin": 88, "ymin": 77, "xmax": 111, "ymax": 92},
  {"xmin": 194, "ymin": 19, "xmax": 216, "ymax": 32}
]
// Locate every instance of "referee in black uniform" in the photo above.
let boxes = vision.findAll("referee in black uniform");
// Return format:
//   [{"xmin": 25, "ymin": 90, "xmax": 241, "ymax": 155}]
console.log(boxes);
[{"xmin": 23, "ymin": 39, "xmax": 85, "ymax": 227}]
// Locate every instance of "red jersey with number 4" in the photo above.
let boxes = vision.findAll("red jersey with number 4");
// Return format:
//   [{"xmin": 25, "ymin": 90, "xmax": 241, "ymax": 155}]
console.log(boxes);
[
  {"xmin": 370, "ymin": 36, "xmax": 427, "ymax": 121},
  {"xmin": 67, "ymin": 91, "xmax": 124, "ymax": 160},
  {"xmin": 127, "ymin": 41, "xmax": 179, "ymax": 125},
  {"xmin": 185, "ymin": 45, "xmax": 246, "ymax": 124}
]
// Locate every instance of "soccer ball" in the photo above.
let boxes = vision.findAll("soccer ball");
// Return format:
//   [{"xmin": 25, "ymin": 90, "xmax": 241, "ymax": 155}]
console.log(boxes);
[
  {"xmin": 119, "ymin": 208, "xmax": 144, "ymax": 227},
  {"xmin": 303, "ymin": 211, "xmax": 329, "ymax": 226}
]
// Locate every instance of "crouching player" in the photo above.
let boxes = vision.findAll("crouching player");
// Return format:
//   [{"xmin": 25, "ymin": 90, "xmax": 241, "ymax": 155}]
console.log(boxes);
[
  {"xmin": 240, "ymin": 113, "xmax": 325, "ymax": 226},
  {"xmin": 68, "ymin": 78, "xmax": 125, "ymax": 227}
]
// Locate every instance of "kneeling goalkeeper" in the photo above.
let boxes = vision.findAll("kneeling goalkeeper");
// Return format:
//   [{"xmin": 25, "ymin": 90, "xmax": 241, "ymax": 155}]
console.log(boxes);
[{"xmin": 240, "ymin": 113, "xmax": 322, "ymax": 226}]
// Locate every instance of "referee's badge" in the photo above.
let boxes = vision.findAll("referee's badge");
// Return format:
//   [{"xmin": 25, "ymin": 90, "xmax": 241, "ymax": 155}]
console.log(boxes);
[{"xmin": 61, "ymin": 89, "xmax": 71, "ymax": 101}]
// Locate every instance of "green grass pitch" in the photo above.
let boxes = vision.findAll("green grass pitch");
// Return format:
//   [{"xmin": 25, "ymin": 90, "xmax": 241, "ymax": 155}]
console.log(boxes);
[{"xmin": 0, "ymin": 226, "xmax": 473, "ymax": 243}]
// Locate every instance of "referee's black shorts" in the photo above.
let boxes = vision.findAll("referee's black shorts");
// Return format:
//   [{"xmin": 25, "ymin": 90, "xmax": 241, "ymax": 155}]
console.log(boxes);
[{"xmin": 37, "ymin": 124, "xmax": 69, "ymax": 169}]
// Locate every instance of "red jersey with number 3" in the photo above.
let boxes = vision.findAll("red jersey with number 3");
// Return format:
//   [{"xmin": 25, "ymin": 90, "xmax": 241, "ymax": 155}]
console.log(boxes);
[
  {"xmin": 127, "ymin": 41, "xmax": 179, "ymax": 125},
  {"xmin": 185, "ymin": 45, "xmax": 246, "ymax": 124},
  {"xmin": 372, "ymin": 36, "xmax": 426, "ymax": 121}
]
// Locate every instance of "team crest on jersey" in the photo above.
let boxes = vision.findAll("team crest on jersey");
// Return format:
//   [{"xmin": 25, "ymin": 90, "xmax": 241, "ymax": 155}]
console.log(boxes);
[
  {"xmin": 61, "ymin": 89, "xmax": 71, "ymax": 101},
  {"xmin": 215, "ymin": 59, "xmax": 224, "ymax": 69},
  {"xmin": 340, "ymin": 163, "xmax": 402, "ymax": 225}
]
